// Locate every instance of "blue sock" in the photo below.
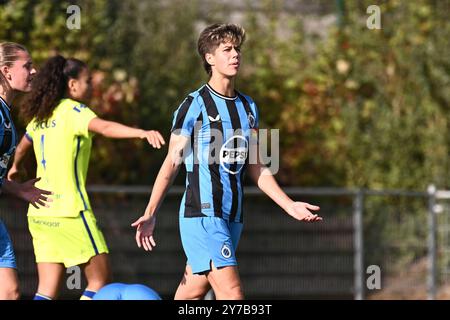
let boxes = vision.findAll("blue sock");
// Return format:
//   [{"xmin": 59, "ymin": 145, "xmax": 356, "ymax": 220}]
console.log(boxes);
[
  {"xmin": 34, "ymin": 293, "xmax": 52, "ymax": 300},
  {"xmin": 80, "ymin": 289, "xmax": 97, "ymax": 300}
]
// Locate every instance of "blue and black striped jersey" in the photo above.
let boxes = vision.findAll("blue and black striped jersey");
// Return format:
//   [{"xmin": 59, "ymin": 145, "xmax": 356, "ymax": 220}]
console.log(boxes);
[
  {"xmin": 171, "ymin": 84, "xmax": 259, "ymax": 222},
  {"xmin": 0, "ymin": 96, "xmax": 17, "ymax": 187}
]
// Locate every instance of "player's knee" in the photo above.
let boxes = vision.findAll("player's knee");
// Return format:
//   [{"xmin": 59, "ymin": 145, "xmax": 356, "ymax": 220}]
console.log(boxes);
[
  {"xmin": 216, "ymin": 282, "xmax": 243, "ymax": 300},
  {"xmin": 9, "ymin": 288, "xmax": 20, "ymax": 300},
  {"xmin": 175, "ymin": 286, "xmax": 208, "ymax": 300},
  {"xmin": 226, "ymin": 285, "xmax": 244, "ymax": 300},
  {"xmin": 12, "ymin": 287, "xmax": 20, "ymax": 300},
  {"xmin": 1, "ymin": 284, "xmax": 20, "ymax": 300}
]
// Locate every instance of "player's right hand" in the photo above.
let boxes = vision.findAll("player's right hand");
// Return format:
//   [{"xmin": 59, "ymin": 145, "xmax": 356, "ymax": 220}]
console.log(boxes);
[
  {"xmin": 131, "ymin": 215, "xmax": 157, "ymax": 251},
  {"xmin": 141, "ymin": 130, "xmax": 165, "ymax": 149}
]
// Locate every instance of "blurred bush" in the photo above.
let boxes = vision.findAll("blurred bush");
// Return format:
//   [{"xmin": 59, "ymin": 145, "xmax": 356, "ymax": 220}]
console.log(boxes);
[{"xmin": 1, "ymin": 0, "xmax": 448, "ymax": 189}]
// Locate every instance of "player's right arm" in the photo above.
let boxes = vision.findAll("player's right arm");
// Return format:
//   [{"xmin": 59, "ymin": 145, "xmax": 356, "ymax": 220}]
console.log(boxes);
[
  {"xmin": 132, "ymin": 94, "xmax": 201, "ymax": 251},
  {"xmin": 88, "ymin": 117, "xmax": 165, "ymax": 149},
  {"xmin": 131, "ymin": 133, "xmax": 190, "ymax": 251}
]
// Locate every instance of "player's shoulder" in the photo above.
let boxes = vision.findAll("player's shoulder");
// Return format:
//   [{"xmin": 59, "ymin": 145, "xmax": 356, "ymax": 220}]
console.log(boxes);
[
  {"xmin": 188, "ymin": 86, "xmax": 206, "ymax": 103},
  {"xmin": 58, "ymin": 98, "xmax": 90, "ymax": 115},
  {"xmin": 0, "ymin": 109, "xmax": 5, "ymax": 124},
  {"xmin": 179, "ymin": 86, "xmax": 207, "ymax": 110},
  {"xmin": 236, "ymin": 91, "xmax": 255, "ymax": 105},
  {"xmin": 0, "ymin": 101, "xmax": 9, "ymax": 123}
]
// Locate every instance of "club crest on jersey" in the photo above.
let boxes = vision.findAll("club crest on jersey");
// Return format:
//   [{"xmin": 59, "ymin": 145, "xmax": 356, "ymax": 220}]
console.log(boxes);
[
  {"xmin": 0, "ymin": 152, "xmax": 12, "ymax": 169},
  {"xmin": 220, "ymin": 135, "xmax": 248, "ymax": 175},
  {"xmin": 221, "ymin": 244, "xmax": 232, "ymax": 259},
  {"xmin": 248, "ymin": 113, "xmax": 255, "ymax": 128}
]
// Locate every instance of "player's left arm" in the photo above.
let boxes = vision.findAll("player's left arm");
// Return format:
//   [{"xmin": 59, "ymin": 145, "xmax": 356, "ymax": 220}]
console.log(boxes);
[{"xmin": 247, "ymin": 152, "xmax": 322, "ymax": 222}]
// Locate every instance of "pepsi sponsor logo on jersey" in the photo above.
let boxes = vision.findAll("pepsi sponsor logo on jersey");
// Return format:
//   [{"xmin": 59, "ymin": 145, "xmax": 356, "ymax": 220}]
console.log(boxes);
[
  {"xmin": 220, "ymin": 135, "xmax": 248, "ymax": 175},
  {"xmin": 222, "ymin": 148, "xmax": 247, "ymax": 162}
]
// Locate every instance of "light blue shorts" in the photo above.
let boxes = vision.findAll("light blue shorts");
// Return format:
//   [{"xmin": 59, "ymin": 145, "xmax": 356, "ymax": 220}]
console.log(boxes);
[
  {"xmin": 0, "ymin": 219, "xmax": 17, "ymax": 269},
  {"xmin": 179, "ymin": 216, "xmax": 243, "ymax": 274}
]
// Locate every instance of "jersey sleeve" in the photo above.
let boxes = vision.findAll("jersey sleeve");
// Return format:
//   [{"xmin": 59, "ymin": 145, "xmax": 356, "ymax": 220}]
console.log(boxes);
[
  {"xmin": 251, "ymin": 100, "xmax": 259, "ymax": 130},
  {"xmin": 71, "ymin": 103, "xmax": 97, "ymax": 137},
  {"xmin": 171, "ymin": 95, "xmax": 202, "ymax": 137},
  {"xmin": 25, "ymin": 120, "xmax": 35, "ymax": 142},
  {"xmin": 0, "ymin": 115, "xmax": 6, "ymax": 187}
]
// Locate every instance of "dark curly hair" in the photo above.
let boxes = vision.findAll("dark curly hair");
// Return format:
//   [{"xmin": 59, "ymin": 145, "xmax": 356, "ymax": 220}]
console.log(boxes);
[{"xmin": 22, "ymin": 55, "xmax": 87, "ymax": 122}]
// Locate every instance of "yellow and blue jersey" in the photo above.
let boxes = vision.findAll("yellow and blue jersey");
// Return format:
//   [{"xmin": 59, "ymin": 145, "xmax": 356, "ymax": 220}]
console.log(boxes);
[
  {"xmin": 171, "ymin": 84, "xmax": 259, "ymax": 223},
  {"xmin": 25, "ymin": 98, "xmax": 97, "ymax": 217}
]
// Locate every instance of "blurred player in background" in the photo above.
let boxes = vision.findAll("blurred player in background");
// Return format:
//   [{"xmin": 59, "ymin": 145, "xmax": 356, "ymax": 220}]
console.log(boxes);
[{"xmin": 8, "ymin": 55, "xmax": 165, "ymax": 300}]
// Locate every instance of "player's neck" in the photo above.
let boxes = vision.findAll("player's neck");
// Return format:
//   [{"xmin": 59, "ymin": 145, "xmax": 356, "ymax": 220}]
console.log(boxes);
[
  {"xmin": 207, "ymin": 75, "xmax": 236, "ymax": 98},
  {"xmin": 0, "ymin": 89, "xmax": 14, "ymax": 106}
]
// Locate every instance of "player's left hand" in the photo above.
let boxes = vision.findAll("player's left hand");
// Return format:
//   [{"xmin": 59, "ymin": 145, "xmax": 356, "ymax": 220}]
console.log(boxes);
[
  {"xmin": 18, "ymin": 177, "xmax": 53, "ymax": 209},
  {"xmin": 286, "ymin": 201, "xmax": 322, "ymax": 222},
  {"xmin": 131, "ymin": 215, "xmax": 157, "ymax": 251}
]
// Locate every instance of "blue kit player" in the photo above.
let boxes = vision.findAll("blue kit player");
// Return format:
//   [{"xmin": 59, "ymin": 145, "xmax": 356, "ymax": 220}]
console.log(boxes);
[
  {"xmin": 132, "ymin": 23, "xmax": 322, "ymax": 300},
  {"xmin": 0, "ymin": 42, "xmax": 52, "ymax": 300}
]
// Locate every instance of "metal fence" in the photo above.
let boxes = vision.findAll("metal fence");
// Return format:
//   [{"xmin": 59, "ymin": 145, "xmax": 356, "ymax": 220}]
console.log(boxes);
[{"xmin": 0, "ymin": 185, "xmax": 446, "ymax": 299}]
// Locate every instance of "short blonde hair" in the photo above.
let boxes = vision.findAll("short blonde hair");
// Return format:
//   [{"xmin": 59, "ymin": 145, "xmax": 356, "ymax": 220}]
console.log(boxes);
[{"xmin": 197, "ymin": 24, "xmax": 246, "ymax": 77}]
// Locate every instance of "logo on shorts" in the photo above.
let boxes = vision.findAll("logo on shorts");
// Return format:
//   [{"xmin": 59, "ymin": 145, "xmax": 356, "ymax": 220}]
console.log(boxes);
[{"xmin": 221, "ymin": 244, "xmax": 232, "ymax": 259}]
